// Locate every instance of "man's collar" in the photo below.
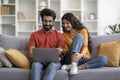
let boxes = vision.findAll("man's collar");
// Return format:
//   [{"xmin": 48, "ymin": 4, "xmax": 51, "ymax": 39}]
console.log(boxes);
[{"xmin": 41, "ymin": 28, "xmax": 54, "ymax": 34}]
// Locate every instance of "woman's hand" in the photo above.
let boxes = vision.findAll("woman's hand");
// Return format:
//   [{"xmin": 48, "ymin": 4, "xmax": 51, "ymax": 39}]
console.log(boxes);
[{"xmin": 72, "ymin": 53, "xmax": 83, "ymax": 62}]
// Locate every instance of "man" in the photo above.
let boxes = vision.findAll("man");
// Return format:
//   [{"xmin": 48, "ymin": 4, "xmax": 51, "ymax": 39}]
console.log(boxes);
[{"xmin": 28, "ymin": 8, "xmax": 64, "ymax": 80}]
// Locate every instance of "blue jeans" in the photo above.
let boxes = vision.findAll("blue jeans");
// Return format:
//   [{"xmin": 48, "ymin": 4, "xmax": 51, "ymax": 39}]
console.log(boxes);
[
  {"xmin": 31, "ymin": 62, "xmax": 61, "ymax": 80},
  {"xmin": 62, "ymin": 34, "xmax": 108, "ymax": 69}
]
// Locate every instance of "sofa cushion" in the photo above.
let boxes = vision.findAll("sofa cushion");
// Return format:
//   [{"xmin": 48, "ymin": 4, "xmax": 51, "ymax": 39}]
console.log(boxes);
[
  {"xmin": 0, "ymin": 68, "xmax": 30, "ymax": 80},
  {"xmin": 0, "ymin": 47, "xmax": 12, "ymax": 67},
  {"xmin": 98, "ymin": 40, "xmax": 120, "ymax": 67},
  {"xmin": 54, "ymin": 70, "xmax": 68, "ymax": 80},
  {"xmin": 91, "ymin": 34, "xmax": 120, "ymax": 58},
  {"xmin": 5, "ymin": 49, "xmax": 30, "ymax": 69},
  {"xmin": 0, "ymin": 68, "xmax": 68, "ymax": 80},
  {"xmin": 0, "ymin": 61, "xmax": 3, "ymax": 67},
  {"xmin": 70, "ymin": 67, "xmax": 120, "ymax": 80}
]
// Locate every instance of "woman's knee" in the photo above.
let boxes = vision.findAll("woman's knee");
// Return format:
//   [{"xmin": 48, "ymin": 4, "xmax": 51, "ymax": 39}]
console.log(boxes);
[{"xmin": 74, "ymin": 34, "xmax": 83, "ymax": 40}]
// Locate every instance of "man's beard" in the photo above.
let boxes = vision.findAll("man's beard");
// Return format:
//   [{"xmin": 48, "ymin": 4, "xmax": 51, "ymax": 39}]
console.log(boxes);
[{"xmin": 43, "ymin": 25, "xmax": 53, "ymax": 31}]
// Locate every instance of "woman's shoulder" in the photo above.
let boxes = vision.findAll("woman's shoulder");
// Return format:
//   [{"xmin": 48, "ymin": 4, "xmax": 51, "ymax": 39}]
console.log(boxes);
[
  {"xmin": 63, "ymin": 32, "xmax": 70, "ymax": 36},
  {"xmin": 78, "ymin": 28, "xmax": 87, "ymax": 33}
]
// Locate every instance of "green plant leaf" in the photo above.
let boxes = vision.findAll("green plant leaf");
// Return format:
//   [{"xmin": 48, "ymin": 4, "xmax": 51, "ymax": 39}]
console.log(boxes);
[
  {"xmin": 118, "ymin": 24, "xmax": 120, "ymax": 30},
  {"xmin": 106, "ymin": 24, "xmax": 120, "ymax": 34}
]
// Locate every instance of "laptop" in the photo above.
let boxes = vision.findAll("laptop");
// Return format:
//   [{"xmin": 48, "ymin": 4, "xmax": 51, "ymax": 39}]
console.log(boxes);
[{"xmin": 32, "ymin": 48, "xmax": 59, "ymax": 63}]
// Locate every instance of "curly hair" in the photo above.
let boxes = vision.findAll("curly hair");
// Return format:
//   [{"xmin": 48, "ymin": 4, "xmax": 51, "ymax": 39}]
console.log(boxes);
[
  {"xmin": 62, "ymin": 13, "xmax": 92, "ymax": 53},
  {"xmin": 40, "ymin": 8, "xmax": 56, "ymax": 20}
]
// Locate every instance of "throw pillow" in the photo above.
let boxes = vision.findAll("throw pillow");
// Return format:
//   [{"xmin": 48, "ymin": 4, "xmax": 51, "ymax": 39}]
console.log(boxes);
[
  {"xmin": 5, "ymin": 49, "xmax": 30, "ymax": 69},
  {"xmin": 0, "ymin": 47, "xmax": 12, "ymax": 67},
  {"xmin": 0, "ymin": 61, "xmax": 3, "ymax": 68},
  {"xmin": 98, "ymin": 40, "xmax": 120, "ymax": 67}
]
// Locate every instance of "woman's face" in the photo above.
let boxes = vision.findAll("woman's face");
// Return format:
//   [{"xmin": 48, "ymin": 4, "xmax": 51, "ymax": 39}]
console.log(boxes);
[{"xmin": 62, "ymin": 19, "xmax": 72, "ymax": 31}]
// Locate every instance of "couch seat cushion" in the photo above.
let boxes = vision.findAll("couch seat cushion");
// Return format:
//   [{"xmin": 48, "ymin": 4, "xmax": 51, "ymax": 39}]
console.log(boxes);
[{"xmin": 70, "ymin": 67, "xmax": 120, "ymax": 80}]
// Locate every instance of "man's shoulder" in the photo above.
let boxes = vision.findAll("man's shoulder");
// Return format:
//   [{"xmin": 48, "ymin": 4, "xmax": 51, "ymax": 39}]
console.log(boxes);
[
  {"xmin": 79, "ymin": 28, "xmax": 88, "ymax": 33},
  {"xmin": 30, "ymin": 30, "xmax": 42, "ymax": 38},
  {"xmin": 51, "ymin": 30, "xmax": 64, "ymax": 39},
  {"xmin": 32, "ymin": 30, "xmax": 42, "ymax": 34}
]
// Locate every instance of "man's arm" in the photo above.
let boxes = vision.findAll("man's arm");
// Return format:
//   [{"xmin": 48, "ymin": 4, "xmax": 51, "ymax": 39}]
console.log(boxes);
[
  {"xmin": 57, "ymin": 33, "xmax": 65, "ymax": 60},
  {"xmin": 28, "ymin": 33, "xmax": 35, "ymax": 60},
  {"xmin": 28, "ymin": 46, "xmax": 35, "ymax": 59}
]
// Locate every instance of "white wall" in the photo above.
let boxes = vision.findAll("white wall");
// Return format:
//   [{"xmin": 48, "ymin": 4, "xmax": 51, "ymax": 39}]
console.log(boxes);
[
  {"xmin": 98, "ymin": 0, "xmax": 120, "ymax": 35},
  {"xmin": 0, "ymin": 0, "xmax": 2, "ymax": 34}
]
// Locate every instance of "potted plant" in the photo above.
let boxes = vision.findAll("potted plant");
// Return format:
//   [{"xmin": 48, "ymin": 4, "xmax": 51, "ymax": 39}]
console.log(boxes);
[{"xmin": 105, "ymin": 24, "xmax": 120, "ymax": 34}]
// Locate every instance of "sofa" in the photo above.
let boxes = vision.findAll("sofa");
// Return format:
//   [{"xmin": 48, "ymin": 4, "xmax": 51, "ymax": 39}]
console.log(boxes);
[{"xmin": 0, "ymin": 34, "xmax": 120, "ymax": 80}]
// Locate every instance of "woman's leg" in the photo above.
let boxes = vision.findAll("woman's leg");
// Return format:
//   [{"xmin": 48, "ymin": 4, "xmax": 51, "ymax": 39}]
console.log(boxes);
[
  {"xmin": 43, "ymin": 62, "xmax": 61, "ymax": 80},
  {"xmin": 78, "ymin": 55, "xmax": 108, "ymax": 70},
  {"xmin": 31, "ymin": 62, "xmax": 44, "ymax": 80},
  {"xmin": 62, "ymin": 34, "xmax": 84, "ymax": 64}
]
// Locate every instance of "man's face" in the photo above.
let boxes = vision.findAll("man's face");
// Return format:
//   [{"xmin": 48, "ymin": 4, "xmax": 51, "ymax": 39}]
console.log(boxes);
[{"xmin": 42, "ymin": 16, "xmax": 54, "ymax": 31}]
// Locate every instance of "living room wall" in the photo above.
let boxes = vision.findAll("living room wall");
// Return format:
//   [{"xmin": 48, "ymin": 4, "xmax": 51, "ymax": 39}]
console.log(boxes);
[
  {"xmin": 98, "ymin": 0, "xmax": 120, "ymax": 35},
  {"xmin": 0, "ymin": 0, "xmax": 120, "ymax": 35}
]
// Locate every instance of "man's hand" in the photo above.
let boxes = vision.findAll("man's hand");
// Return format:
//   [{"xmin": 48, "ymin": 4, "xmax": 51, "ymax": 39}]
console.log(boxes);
[
  {"xmin": 57, "ymin": 48, "xmax": 63, "ymax": 55},
  {"xmin": 57, "ymin": 48, "xmax": 64, "ymax": 61}
]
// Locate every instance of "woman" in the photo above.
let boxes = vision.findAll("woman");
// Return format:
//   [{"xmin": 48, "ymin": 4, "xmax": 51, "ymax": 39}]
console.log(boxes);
[{"xmin": 61, "ymin": 13, "xmax": 108, "ymax": 75}]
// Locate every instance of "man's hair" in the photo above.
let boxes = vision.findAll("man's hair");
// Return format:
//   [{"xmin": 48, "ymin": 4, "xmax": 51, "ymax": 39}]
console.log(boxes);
[{"xmin": 40, "ymin": 8, "xmax": 56, "ymax": 20}]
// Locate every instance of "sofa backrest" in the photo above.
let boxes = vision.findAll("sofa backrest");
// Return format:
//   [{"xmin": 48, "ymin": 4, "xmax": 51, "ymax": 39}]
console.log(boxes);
[
  {"xmin": 0, "ymin": 34, "xmax": 29, "ymax": 56},
  {"xmin": 90, "ymin": 34, "xmax": 120, "ymax": 57},
  {"xmin": 1, "ymin": 34, "xmax": 120, "ymax": 58}
]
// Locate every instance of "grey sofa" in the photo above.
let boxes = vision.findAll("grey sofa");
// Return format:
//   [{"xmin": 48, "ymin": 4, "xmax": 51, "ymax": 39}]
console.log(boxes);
[{"xmin": 0, "ymin": 34, "xmax": 120, "ymax": 80}]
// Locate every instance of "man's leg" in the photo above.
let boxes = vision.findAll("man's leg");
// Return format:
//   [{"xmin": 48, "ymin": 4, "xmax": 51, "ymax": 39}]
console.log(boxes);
[
  {"xmin": 43, "ymin": 62, "xmax": 61, "ymax": 80},
  {"xmin": 31, "ymin": 62, "xmax": 44, "ymax": 80}
]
